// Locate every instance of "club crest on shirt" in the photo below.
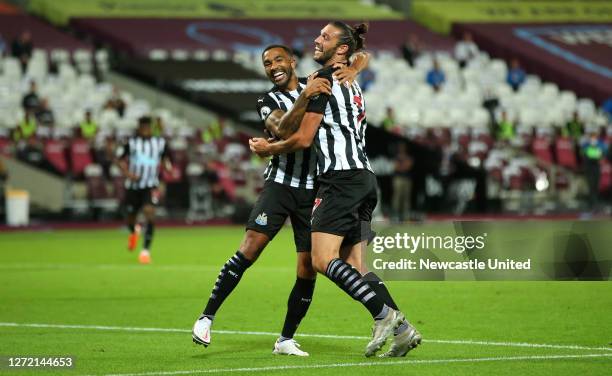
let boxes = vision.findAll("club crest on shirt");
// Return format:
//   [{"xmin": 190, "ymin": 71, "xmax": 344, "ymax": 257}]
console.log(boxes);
[
  {"xmin": 260, "ymin": 106, "xmax": 271, "ymax": 121},
  {"xmin": 255, "ymin": 212, "xmax": 268, "ymax": 226}
]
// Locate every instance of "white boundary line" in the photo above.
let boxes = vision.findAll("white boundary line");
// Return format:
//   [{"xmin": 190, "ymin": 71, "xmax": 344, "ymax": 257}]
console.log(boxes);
[
  {"xmin": 0, "ymin": 264, "xmax": 290, "ymax": 272},
  {"xmin": 1, "ymin": 322, "xmax": 611, "ymax": 353},
  {"xmin": 81, "ymin": 354, "xmax": 612, "ymax": 376}
]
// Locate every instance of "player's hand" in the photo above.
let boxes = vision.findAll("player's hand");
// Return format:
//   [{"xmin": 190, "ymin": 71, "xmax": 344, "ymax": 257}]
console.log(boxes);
[
  {"xmin": 263, "ymin": 128, "xmax": 279, "ymax": 142},
  {"xmin": 163, "ymin": 158, "xmax": 172, "ymax": 172},
  {"xmin": 127, "ymin": 172, "xmax": 140, "ymax": 182},
  {"xmin": 333, "ymin": 65, "xmax": 358, "ymax": 86},
  {"xmin": 249, "ymin": 137, "xmax": 271, "ymax": 157},
  {"xmin": 304, "ymin": 72, "xmax": 331, "ymax": 98}
]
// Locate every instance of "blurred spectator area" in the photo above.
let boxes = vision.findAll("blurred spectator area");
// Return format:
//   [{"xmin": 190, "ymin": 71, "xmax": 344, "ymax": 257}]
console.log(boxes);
[{"xmin": 1, "ymin": 5, "xmax": 611, "ymax": 217}]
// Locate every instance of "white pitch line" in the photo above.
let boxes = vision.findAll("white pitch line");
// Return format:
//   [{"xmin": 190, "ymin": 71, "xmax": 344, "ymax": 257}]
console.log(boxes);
[
  {"xmin": 81, "ymin": 354, "xmax": 612, "ymax": 376},
  {"xmin": 1, "ymin": 322, "xmax": 611, "ymax": 353},
  {"xmin": 0, "ymin": 264, "xmax": 291, "ymax": 272}
]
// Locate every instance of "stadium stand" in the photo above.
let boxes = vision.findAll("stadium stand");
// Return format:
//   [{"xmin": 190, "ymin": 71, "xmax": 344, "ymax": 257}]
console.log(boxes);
[
  {"xmin": 1, "ymin": 1, "xmax": 610, "ymax": 220},
  {"xmin": 28, "ymin": 0, "xmax": 402, "ymax": 25},
  {"xmin": 62, "ymin": 14, "xmax": 612, "ymax": 215},
  {"xmin": 0, "ymin": 13, "xmax": 269, "ymax": 219}
]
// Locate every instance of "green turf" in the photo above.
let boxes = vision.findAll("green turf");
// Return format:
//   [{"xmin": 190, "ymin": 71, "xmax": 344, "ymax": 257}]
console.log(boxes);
[{"xmin": 0, "ymin": 226, "xmax": 611, "ymax": 376}]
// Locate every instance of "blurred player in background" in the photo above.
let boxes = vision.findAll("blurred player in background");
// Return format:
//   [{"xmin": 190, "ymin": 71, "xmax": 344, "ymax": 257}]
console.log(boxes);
[
  {"xmin": 250, "ymin": 22, "xmax": 421, "ymax": 358},
  {"xmin": 192, "ymin": 44, "xmax": 371, "ymax": 356},
  {"xmin": 116, "ymin": 116, "xmax": 171, "ymax": 264}
]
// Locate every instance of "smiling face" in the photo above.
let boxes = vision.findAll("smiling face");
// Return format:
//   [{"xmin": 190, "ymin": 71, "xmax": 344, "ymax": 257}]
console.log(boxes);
[
  {"xmin": 313, "ymin": 24, "xmax": 343, "ymax": 65},
  {"xmin": 262, "ymin": 47, "xmax": 296, "ymax": 90}
]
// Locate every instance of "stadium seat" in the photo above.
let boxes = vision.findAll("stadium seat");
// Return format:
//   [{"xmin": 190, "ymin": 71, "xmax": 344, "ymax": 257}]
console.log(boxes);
[
  {"xmin": 193, "ymin": 49, "xmax": 210, "ymax": 61},
  {"xmin": 2, "ymin": 58, "xmax": 22, "ymax": 80},
  {"xmin": 70, "ymin": 138, "xmax": 93, "ymax": 177},
  {"xmin": 531, "ymin": 136, "xmax": 553, "ymax": 164},
  {"xmin": 469, "ymin": 108, "xmax": 489, "ymax": 129},
  {"xmin": 161, "ymin": 163, "xmax": 183, "ymax": 184},
  {"xmin": 599, "ymin": 160, "xmax": 611, "ymax": 193},
  {"xmin": 169, "ymin": 138, "xmax": 189, "ymax": 169},
  {"xmin": 554, "ymin": 136, "xmax": 577, "ymax": 170},
  {"xmin": 577, "ymin": 98, "xmax": 596, "ymax": 122},
  {"xmin": 50, "ymin": 49, "xmax": 70, "ymax": 64},
  {"xmin": 43, "ymin": 139, "xmax": 68, "ymax": 174},
  {"xmin": 85, "ymin": 164, "xmax": 110, "ymax": 200},
  {"xmin": 149, "ymin": 49, "xmax": 169, "ymax": 60},
  {"xmin": 171, "ymin": 49, "xmax": 189, "ymax": 61},
  {"xmin": 212, "ymin": 49, "xmax": 229, "ymax": 61},
  {"xmin": 110, "ymin": 165, "xmax": 126, "ymax": 203},
  {"xmin": 0, "ymin": 136, "xmax": 12, "ymax": 156}
]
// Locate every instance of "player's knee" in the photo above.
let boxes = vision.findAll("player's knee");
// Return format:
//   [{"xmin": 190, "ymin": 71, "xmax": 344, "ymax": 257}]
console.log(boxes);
[
  {"xmin": 312, "ymin": 253, "xmax": 331, "ymax": 274},
  {"xmin": 142, "ymin": 205, "xmax": 155, "ymax": 219},
  {"xmin": 239, "ymin": 231, "xmax": 268, "ymax": 262},
  {"xmin": 296, "ymin": 253, "xmax": 316, "ymax": 279},
  {"xmin": 358, "ymin": 264, "xmax": 369, "ymax": 275}
]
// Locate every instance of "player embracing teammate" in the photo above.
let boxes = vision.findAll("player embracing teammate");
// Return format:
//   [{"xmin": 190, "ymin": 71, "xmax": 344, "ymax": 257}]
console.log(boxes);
[
  {"xmin": 192, "ymin": 44, "xmax": 371, "ymax": 356},
  {"xmin": 249, "ymin": 22, "xmax": 421, "ymax": 357}
]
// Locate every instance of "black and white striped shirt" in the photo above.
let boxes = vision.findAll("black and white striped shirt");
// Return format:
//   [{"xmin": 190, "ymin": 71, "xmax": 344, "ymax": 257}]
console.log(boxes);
[
  {"xmin": 256, "ymin": 78, "xmax": 317, "ymax": 189},
  {"xmin": 306, "ymin": 66, "xmax": 372, "ymax": 175},
  {"xmin": 117, "ymin": 136, "xmax": 168, "ymax": 190}
]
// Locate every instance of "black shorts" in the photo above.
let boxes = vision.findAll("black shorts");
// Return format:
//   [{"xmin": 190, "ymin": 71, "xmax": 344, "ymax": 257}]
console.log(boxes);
[
  {"xmin": 125, "ymin": 188, "xmax": 158, "ymax": 215},
  {"xmin": 246, "ymin": 180, "xmax": 316, "ymax": 252},
  {"xmin": 311, "ymin": 170, "xmax": 378, "ymax": 246}
]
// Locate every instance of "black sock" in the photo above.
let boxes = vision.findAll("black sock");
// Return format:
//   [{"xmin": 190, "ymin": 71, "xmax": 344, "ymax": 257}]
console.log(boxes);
[
  {"xmin": 363, "ymin": 272, "xmax": 399, "ymax": 310},
  {"xmin": 281, "ymin": 278, "xmax": 316, "ymax": 339},
  {"xmin": 364, "ymin": 272, "xmax": 408, "ymax": 335},
  {"xmin": 325, "ymin": 258, "xmax": 385, "ymax": 319},
  {"xmin": 203, "ymin": 251, "xmax": 252, "ymax": 318},
  {"xmin": 143, "ymin": 222, "xmax": 154, "ymax": 249},
  {"xmin": 128, "ymin": 224, "xmax": 135, "ymax": 233}
]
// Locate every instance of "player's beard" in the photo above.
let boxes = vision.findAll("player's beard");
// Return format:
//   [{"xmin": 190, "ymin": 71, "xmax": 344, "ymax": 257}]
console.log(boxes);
[
  {"xmin": 278, "ymin": 69, "xmax": 294, "ymax": 90},
  {"xmin": 314, "ymin": 46, "xmax": 336, "ymax": 65},
  {"xmin": 269, "ymin": 68, "xmax": 293, "ymax": 89}
]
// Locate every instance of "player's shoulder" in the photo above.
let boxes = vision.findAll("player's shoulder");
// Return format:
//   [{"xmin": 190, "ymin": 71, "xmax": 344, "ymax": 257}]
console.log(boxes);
[
  {"xmin": 257, "ymin": 86, "xmax": 277, "ymax": 102},
  {"xmin": 315, "ymin": 65, "xmax": 336, "ymax": 78}
]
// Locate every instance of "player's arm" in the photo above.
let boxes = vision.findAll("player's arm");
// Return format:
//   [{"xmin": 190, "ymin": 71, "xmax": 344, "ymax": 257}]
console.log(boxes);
[
  {"xmin": 274, "ymin": 73, "xmax": 331, "ymax": 139},
  {"xmin": 333, "ymin": 50, "xmax": 371, "ymax": 85},
  {"xmin": 115, "ymin": 143, "xmax": 139, "ymax": 182},
  {"xmin": 160, "ymin": 143, "xmax": 172, "ymax": 171},
  {"xmin": 263, "ymin": 108, "xmax": 286, "ymax": 139},
  {"xmin": 250, "ymin": 112, "xmax": 323, "ymax": 156},
  {"xmin": 257, "ymin": 95, "xmax": 284, "ymax": 139}
]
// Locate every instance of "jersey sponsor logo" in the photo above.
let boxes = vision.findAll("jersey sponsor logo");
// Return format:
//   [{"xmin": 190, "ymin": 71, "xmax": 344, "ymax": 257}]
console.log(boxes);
[
  {"xmin": 255, "ymin": 212, "xmax": 268, "ymax": 226},
  {"xmin": 260, "ymin": 106, "xmax": 271, "ymax": 121}
]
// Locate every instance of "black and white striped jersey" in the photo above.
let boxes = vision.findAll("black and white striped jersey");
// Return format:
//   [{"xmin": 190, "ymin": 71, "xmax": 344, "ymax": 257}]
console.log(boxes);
[
  {"xmin": 117, "ymin": 136, "xmax": 168, "ymax": 190},
  {"xmin": 306, "ymin": 66, "xmax": 372, "ymax": 175},
  {"xmin": 256, "ymin": 78, "xmax": 317, "ymax": 190}
]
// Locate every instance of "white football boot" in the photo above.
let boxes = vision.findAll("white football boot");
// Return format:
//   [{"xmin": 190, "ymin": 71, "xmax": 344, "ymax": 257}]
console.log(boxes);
[
  {"xmin": 272, "ymin": 338, "xmax": 309, "ymax": 356},
  {"xmin": 192, "ymin": 316, "xmax": 212, "ymax": 347},
  {"xmin": 364, "ymin": 307, "xmax": 402, "ymax": 357},
  {"xmin": 379, "ymin": 319, "xmax": 422, "ymax": 357}
]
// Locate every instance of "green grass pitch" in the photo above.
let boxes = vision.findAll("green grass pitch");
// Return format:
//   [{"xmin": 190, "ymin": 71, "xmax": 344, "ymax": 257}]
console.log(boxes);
[{"xmin": 0, "ymin": 226, "xmax": 611, "ymax": 375}]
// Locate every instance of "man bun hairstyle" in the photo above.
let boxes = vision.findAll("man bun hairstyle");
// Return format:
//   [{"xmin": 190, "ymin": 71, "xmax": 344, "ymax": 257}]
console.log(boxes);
[{"xmin": 330, "ymin": 21, "xmax": 369, "ymax": 57}]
